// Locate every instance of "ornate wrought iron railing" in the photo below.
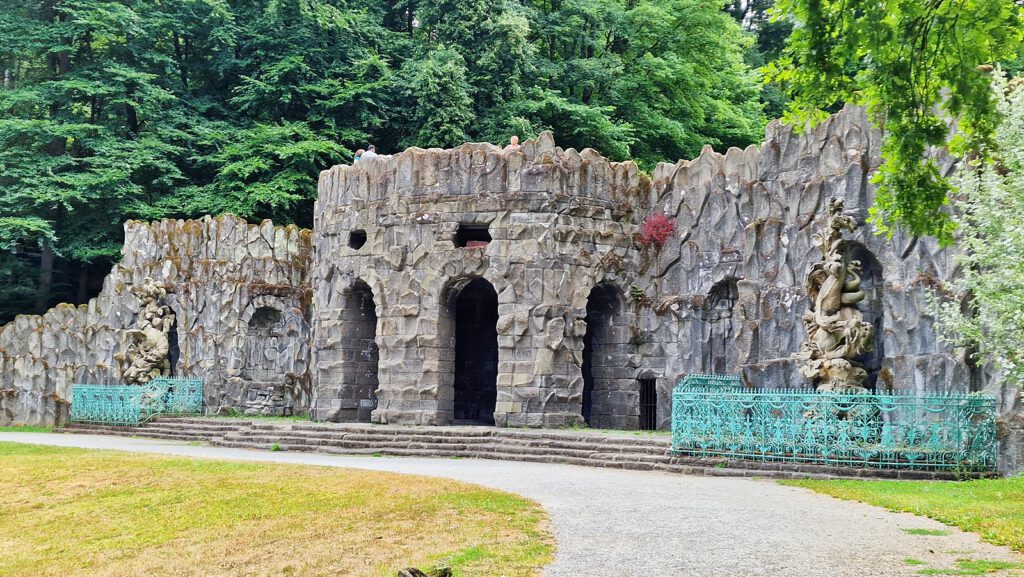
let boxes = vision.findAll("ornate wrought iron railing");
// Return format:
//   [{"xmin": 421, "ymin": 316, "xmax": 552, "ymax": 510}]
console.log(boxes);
[
  {"xmin": 671, "ymin": 384, "xmax": 997, "ymax": 471},
  {"xmin": 70, "ymin": 377, "xmax": 203, "ymax": 425},
  {"xmin": 678, "ymin": 373, "xmax": 742, "ymax": 389}
]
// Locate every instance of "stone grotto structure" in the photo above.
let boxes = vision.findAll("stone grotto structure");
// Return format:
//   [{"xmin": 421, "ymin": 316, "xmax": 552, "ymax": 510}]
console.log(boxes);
[{"xmin": 1, "ymin": 105, "xmax": 1021, "ymax": 471}]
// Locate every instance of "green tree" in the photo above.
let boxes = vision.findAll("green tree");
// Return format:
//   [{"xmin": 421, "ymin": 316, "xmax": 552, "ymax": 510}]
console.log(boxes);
[
  {"xmin": 394, "ymin": 46, "xmax": 475, "ymax": 149},
  {"xmin": 0, "ymin": 0, "xmax": 197, "ymax": 310},
  {"xmin": 518, "ymin": 0, "xmax": 766, "ymax": 167},
  {"xmin": 0, "ymin": 0, "xmax": 772, "ymax": 322},
  {"xmin": 766, "ymin": 0, "xmax": 1024, "ymax": 245},
  {"xmin": 933, "ymin": 74, "xmax": 1024, "ymax": 385},
  {"xmin": 726, "ymin": 0, "xmax": 792, "ymax": 119}
]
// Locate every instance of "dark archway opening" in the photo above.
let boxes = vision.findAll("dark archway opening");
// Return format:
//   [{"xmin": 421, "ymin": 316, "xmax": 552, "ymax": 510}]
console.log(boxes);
[
  {"xmin": 702, "ymin": 279, "xmax": 738, "ymax": 374},
  {"xmin": 582, "ymin": 284, "xmax": 621, "ymax": 427},
  {"xmin": 167, "ymin": 311, "xmax": 180, "ymax": 377},
  {"xmin": 639, "ymin": 378, "xmax": 657, "ymax": 430},
  {"xmin": 342, "ymin": 280, "xmax": 379, "ymax": 422},
  {"xmin": 842, "ymin": 242, "xmax": 885, "ymax": 390},
  {"xmin": 453, "ymin": 278, "xmax": 498, "ymax": 424}
]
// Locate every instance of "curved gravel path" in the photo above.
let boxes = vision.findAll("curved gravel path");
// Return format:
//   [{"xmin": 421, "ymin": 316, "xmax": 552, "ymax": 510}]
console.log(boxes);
[{"xmin": 1, "ymin": 432, "xmax": 1020, "ymax": 577}]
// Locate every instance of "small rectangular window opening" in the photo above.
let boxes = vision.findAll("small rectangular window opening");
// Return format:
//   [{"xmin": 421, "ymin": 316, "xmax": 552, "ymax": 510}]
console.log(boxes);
[{"xmin": 454, "ymin": 224, "xmax": 492, "ymax": 248}]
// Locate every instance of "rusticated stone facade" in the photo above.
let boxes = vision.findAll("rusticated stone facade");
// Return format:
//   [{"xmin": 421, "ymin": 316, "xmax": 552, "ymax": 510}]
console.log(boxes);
[
  {"xmin": 3, "ymin": 105, "xmax": 1020, "ymax": 473},
  {"xmin": 311, "ymin": 132, "xmax": 648, "ymax": 427},
  {"xmin": 310, "ymin": 106, "xmax": 1004, "ymax": 432},
  {"xmin": 0, "ymin": 216, "xmax": 312, "ymax": 424}
]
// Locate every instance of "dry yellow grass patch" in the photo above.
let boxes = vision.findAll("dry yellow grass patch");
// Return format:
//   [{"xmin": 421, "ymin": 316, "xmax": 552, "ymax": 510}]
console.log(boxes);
[{"xmin": 0, "ymin": 443, "xmax": 553, "ymax": 577}]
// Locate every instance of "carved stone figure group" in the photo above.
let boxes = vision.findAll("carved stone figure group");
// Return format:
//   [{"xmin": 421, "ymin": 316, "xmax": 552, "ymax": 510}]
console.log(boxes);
[
  {"xmin": 795, "ymin": 197, "xmax": 876, "ymax": 393},
  {"xmin": 117, "ymin": 277, "xmax": 174, "ymax": 386}
]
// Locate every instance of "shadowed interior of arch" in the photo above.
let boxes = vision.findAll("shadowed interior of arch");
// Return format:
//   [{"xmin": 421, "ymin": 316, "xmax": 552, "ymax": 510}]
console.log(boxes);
[
  {"xmin": 451, "ymin": 278, "xmax": 498, "ymax": 425},
  {"xmin": 245, "ymin": 307, "xmax": 285, "ymax": 381},
  {"xmin": 702, "ymin": 279, "xmax": 739, "ymax": 374},
  {"xmin": 841, "ymin": 242, "xmax": 885, "ymax": 389},
  {"xmin": 582, "ymin": 283, "xmax": 622, "ymax": 427},
  {"xmin": 167, "ymin": 307, "xmax": 180, "ymax": 377},
  {"xmin": 341, "ymin": 280, "xmax": 379, "ymax": 422}
]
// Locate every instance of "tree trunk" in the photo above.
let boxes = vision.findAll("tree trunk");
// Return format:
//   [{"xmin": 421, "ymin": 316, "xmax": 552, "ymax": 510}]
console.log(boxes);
[
  {"xmin": 35, "ymin": 242, "xmax": 55, "ymax": 312},
  {"xmin": 173, "ymin": 32, "xmax": 189, "ymax": 89},
  {"xmin": 77, "ymin": 262, "xmax": 89, "ymax": 303}
]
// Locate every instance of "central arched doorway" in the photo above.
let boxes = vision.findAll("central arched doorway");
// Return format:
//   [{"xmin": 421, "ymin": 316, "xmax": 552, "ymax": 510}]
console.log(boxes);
[
  {"xmin": 449, "ymin": 278, "xmax": 498, "ymax": 424},
  {"xmin": 582, "ymin": 283, "xmax": 623, "ymax": 428}
]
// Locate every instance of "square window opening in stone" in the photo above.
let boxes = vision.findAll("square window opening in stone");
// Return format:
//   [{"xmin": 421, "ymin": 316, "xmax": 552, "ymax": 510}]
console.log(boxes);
[
  {"xmin": 348, "ymin": 229, "xmax": 367, "ymax": 250},
  {"xmin": 454, "ymin": 224, "xmax": 492, "ymax": 248}
]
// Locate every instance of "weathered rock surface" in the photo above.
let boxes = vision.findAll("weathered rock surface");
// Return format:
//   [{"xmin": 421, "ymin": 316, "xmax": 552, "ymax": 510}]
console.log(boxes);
[
  {"xmin": 3, "ymin": 105, "xmax": 1021, "ymax": 473},
  {"xmin": 312, "ymin": 105, "xmax": 999, "ymax": 433},
  {"xmin": 0, "ymin": 215, "xmax": 311, "ymax": 425}
]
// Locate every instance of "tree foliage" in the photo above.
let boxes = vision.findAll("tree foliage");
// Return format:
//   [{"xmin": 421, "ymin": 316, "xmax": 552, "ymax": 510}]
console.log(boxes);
[
  {"xmin": 932, "ymin": 75, "xmax": 1024, "ymax": 386},
  {"xmin": 0, "ymin": 0, "xmax": 768, "ymax": 321},
  {"xmin": 766, "ymin": 0, "xmax": 1024, "ymax": 245}
]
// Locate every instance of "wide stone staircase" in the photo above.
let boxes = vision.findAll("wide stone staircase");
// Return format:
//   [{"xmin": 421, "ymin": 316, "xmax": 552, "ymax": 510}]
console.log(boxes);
[
  {"xmin": 59, "ymin": 417, "xmax": 965, "ymax": 480},
  {"xmin": 61, "ymin": 418, "xmax": 245, "ymax": 443}
]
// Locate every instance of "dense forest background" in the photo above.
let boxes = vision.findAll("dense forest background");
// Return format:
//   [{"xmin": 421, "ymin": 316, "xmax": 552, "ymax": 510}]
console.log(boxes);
[{"xmin": 0, "ymin": 0, "xmax": 787, "ymax": 323}]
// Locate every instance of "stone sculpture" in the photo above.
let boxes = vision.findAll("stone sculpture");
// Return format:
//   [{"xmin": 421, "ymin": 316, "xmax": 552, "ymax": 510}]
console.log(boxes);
[
  {"xmin": 117, "ymin": 277, "xmax": 174, "ymax": 385},
  {"xmin": 796, "ymin": 197, "xmax": 877, "ymax": 393}
]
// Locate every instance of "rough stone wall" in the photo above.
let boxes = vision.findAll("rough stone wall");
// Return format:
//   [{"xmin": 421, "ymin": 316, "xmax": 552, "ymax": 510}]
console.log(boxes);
[
  {"xmin": 312, "ymin": 133, "xmax": 650, "ymax": 427},
  {"xmin": 5, "ymin": 104, "xmax": 1018, "ymax": 462},
  {"xmin": 639, "ymin": 106, "xmax": 978, "ymax": 425},
  {"xmin": 0, "ymin": 215, "xmax": 312, "ymax": 425},
  {"xmin": 313, "ymin": 105, "xmax": 1013, "ymax": 434}
]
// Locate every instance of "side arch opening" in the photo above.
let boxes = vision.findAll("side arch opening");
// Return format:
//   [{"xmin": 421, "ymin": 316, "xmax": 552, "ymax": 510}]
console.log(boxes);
[
  {"xmin": 340, "ymin": 279, "xmax": 379, "ymax": 422},
  {"xmin": 841, "ymin": 242, "xmax": 885, "ymax": 389}
]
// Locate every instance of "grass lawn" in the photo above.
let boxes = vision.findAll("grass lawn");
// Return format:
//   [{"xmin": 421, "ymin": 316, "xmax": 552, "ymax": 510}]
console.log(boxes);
[
  {"xmin": 0, "ymin": 425, "xmax": 54, "ymax": 432},
  {"xmin": 784, "ymin": 476, "xmax": 1024, "ymax": 554},
  {"xmin": 0, "ymin": 442, "xmax": 553, "ymax": 577}
]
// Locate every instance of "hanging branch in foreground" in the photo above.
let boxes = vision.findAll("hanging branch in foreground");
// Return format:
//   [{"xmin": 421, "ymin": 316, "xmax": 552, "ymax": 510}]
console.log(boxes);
[{"xmin": 765, "ymin": 0, "xmax": 1024, "ymax": 245}]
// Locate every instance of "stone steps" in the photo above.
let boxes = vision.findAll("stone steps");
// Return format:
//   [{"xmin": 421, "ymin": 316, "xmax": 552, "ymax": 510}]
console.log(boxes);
[
  {"xmin": 60, "ymin": 420, "xmax": 245, "ymax": 442},
  {"xmin": 217, "ymin": 431, "xmax": 674, "ymax": 463},
  {"xmin": 222, "ymin": 429, "xmax": 671, "ymax": 456},
  {"xmin": 213, "ymin": 438, "xmax": 695, "ymax": 472},
  {"xmin": 57, "ymin": 417, "xmax": 976, "ymax": 480}
]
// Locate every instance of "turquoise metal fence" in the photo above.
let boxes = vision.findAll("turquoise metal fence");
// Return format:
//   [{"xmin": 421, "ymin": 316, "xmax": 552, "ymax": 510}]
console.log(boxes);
[
  {"xmin": 70, "ymin": 377, "xmax": 203, "ymax": 425},
  {"xmin": 671, "ymin": 383, "xmax": 997, "ymax": 471},
  {"xmin": 678, "ymin": 373, "xmax": 742, "ymax": 389}
]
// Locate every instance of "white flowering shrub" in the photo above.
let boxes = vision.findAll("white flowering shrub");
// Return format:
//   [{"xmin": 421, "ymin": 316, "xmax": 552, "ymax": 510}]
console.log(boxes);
[{"xmin": 933, "ymin": 74, "xmax": 1024, "ymax": 386}]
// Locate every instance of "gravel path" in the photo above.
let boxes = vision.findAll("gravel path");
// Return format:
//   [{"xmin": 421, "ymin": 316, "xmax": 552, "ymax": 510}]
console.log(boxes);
[{"xmin": 2, "ymin": 432, "xmax": 1020, "ymax": 577}]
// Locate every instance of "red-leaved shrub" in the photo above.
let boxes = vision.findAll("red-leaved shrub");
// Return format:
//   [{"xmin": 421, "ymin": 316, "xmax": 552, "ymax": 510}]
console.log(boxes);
[{"xmin": 640, "ymin": 212, "xmax": 676, "ymax": 246}]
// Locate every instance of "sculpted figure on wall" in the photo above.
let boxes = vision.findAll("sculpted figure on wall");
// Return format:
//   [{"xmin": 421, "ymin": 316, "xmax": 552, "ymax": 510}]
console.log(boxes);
[
  {"xmin": 796, "ymin": 198, "xmax": 877, "ymax": 393},
  {"xmin": 117, "ymin": 277, "xmax": 174, "ymax": 385}
]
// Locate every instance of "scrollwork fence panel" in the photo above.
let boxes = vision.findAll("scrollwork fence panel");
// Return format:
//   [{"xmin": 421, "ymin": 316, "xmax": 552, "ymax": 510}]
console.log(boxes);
[
  {"xmin": 70, "ymin": 378, "xmax": 203, "ymax": 425},
  {"xmin": 671, "ymin": 384, "xmax": 997, "ymax": 471}
]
